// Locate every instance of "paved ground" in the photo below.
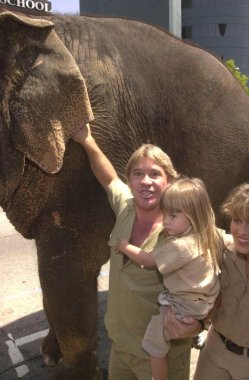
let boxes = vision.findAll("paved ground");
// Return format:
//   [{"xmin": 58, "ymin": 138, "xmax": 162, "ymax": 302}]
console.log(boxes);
[{"xmin": 0, "ymin": 208, "xmax": 200, "ymax": 379}]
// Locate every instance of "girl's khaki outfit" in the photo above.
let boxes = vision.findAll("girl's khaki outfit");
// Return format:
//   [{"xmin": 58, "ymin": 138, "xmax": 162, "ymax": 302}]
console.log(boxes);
[
  {"xmin": 142, "ymin": 231, "xmax": 220, "ymax": 358},
  {"xmin": 194, "ymin": 243, "xmax": 249, "ymax": 380}
]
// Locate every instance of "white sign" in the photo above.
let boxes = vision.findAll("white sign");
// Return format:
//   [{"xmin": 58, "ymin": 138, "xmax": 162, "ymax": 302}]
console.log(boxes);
[{"xmin": 0, "ymin": 0, "xmax": 51, "ymax": 12}]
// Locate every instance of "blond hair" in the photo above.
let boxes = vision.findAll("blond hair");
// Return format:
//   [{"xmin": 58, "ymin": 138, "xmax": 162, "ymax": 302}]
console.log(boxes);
[
  {"xmin": 161, "ymin": 177, "xmax": 222, "ymax": 272},
  {"xmin": 221, "ymin": 183, "xmax": 249, "ymax": 221},
  {"xmin": 126, "ymin": 144, "xmax": 179, "ymax": 182}
]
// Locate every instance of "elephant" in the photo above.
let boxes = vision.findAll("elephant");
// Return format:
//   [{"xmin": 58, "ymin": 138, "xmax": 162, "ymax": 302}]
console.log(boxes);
[{"xmin": 1, "ymin": 8, "xmax": 249, "ymax": 380}]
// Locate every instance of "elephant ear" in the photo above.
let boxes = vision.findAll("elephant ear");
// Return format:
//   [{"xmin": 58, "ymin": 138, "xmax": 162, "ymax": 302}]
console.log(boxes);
[{"xmin": 2, "ymin": 11, "xmax": 94, "ymax": 174}]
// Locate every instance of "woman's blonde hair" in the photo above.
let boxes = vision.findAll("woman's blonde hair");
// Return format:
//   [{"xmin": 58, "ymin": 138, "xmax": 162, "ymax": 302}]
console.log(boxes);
[
  {"xmin": 161, "ymin": 177, "xmax": 222, "ymax": 272},
  {"xmin": 221, "ymin": 183, "xmax": 249, "ymax": 221},
  {"xmin": 126, "ymin": 144, "xmax": 179, "ymax": 182}
]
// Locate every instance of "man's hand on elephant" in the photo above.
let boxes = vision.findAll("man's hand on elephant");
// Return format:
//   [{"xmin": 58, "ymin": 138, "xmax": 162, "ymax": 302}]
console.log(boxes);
[
  {"xmin": 72, "ymin": 123, "xmax": 94, "ymax": 146},
  {"xmin": 72, "ymin": 122, "xmax": 118, "ymax": 192},
  {"xmin": 164, "ymin": 309, "xmax": 201, "ymax": 340}
]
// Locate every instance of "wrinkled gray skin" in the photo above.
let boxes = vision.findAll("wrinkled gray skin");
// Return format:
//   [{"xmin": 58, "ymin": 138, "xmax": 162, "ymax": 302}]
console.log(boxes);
[{"xmin": 1, "ymin": 9, "xmax": 249, "ymax": 380}]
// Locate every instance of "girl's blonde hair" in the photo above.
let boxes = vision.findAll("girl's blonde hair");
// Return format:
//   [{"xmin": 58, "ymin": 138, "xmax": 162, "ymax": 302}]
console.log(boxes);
[
  {"xmin": 161, "ymin": 177, "xmax": 222, "ymax": 272},
  {"xmin": 126, "ymin": 144, "xmax": 179, "ymax": 182},
  {"xmin": 221, "ymin": 183, "xmax": 249, "ymax": 221}
]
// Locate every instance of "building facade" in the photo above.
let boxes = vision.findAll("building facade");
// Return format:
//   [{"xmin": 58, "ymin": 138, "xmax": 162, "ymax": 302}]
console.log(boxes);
[
  {"xmin": 182, "ymin": 0, "xmax": 249, "ymax": 76},
  {"xmin": 80, "ymin": 0, "xmax": 182, "ymax": 38}
]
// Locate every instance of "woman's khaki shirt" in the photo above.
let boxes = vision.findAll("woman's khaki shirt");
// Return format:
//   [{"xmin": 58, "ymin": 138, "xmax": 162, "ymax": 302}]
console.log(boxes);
[{"xmin": 213, "ymin": 243, "xmax": 249, "ymax": 347}]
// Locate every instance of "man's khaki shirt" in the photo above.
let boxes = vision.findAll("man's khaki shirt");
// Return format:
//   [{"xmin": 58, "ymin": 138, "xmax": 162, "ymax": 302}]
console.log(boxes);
[
  {"xmin": 213, "ymin": 243, "xmax": 249, "ymax": 347},
  {"xmin": 104, "ymin": 179, "xmax": 191, "ymax": 359}
]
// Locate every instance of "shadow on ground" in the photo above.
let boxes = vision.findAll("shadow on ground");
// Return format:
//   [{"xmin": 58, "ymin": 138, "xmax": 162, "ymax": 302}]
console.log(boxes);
[{"xmin": 0, "ymin": 291, "xmax": 110, "ymax": 379}]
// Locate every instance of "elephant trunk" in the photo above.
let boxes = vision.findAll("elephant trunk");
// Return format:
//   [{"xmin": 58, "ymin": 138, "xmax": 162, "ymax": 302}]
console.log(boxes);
[{"xmin": 0, "ymin": 94, "xmax": 24, "ymax": 207}]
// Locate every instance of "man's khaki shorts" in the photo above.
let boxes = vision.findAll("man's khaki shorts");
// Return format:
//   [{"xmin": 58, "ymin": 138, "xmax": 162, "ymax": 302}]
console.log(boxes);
[{"xmin": 108, "ymin": 341, "xmax": 191, "ymax": 380}]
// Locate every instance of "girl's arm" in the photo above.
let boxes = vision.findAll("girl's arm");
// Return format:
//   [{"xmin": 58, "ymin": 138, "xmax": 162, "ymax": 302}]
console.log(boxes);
[{"xmin": 118, "ymin": 239, "xmax": 156, "ymax": 267}]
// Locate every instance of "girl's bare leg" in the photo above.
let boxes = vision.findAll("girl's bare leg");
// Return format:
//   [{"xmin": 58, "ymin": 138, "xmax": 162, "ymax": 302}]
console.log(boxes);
[{"xmin": 150, "ymin": 355, "xmax": 168, "ymax": 380}]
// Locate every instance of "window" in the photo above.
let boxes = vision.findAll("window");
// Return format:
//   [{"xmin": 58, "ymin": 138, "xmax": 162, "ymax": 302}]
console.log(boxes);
[
  {"xmin": 218, "ymin": 24, "xmax": 227, "ymax": 36},
  {"xmin": 182, "ymin": 0, "xmax": 192, "ymax": 8},
  {"xmin": 182, "ymin": 26, "xmax": 193, "ymax": 38}
]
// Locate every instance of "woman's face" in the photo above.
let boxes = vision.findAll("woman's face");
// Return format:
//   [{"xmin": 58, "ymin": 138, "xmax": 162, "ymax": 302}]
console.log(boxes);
[{"xmin": 230, "ymin": 217, "xmax": 249, "ymax": 256}]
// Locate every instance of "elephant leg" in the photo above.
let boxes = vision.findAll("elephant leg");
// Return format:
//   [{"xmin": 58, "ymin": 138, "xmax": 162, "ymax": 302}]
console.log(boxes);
[
  {"xmin": 36, "ymin": 232, "xmax": 103, "ymax": 378},
  {"xmin": 40, "ymin": 298, "xmax": 63, "ymax": 366},
  {"xmin": 40, "ymin": 325, "xmax": 62, "ymax": 367},
  {"xmin": 44, "ymin": 282, "xmax": 102, "ymax": 380},
  {"xmin": 48, "ymin": 352, "xmax": 102, "ymax": 380}
]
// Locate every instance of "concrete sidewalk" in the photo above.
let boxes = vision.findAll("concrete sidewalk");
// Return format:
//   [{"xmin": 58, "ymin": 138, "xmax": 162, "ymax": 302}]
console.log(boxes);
[{"xmin": 0, "ymin": 208, "xmax": 200, "ymax": 379}]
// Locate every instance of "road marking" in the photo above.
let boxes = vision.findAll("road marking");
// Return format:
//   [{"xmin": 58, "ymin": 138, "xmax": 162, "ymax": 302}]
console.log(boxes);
[{"xmin": 5, "ymin": 329, "xmax": 48, "ymax": 378}]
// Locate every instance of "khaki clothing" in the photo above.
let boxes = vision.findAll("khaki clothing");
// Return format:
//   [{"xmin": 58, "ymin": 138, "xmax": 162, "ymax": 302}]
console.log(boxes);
[
  {"xmin": 105, "ymin": 179, "xmax": 191, "ymax": 378},
  {"xmin": 109, "ymin": 342, "xmax": 191, "ymax": 380},
  {"xmin": 194, "ymin": 243, "xmax": 249, "ymax": 380},
  {"xmin": 142, "ymin": 233, "xmax": 220, "ymax": 358},
  {"xmin": 213, "ymin": 243, "xmax": 249, "ymax": 347},
  {"xmin": 194, "ymin": 326, "xmax": 249, "ymax": 380},
  {"xmin": 154, "ymin": 233, "xmax": 220, "ymax": 319}
]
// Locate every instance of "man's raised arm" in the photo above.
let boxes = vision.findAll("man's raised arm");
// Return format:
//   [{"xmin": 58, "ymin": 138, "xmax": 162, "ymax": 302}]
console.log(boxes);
[{"xmin": 73, "ymin": 124, "xmax": 118, "ymax": 192}]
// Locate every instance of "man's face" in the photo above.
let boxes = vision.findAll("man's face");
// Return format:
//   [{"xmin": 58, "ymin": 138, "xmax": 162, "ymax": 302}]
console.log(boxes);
[
  {"xmin": 128, "ymin": 157, "xmax": 169, "ymax": 211},
  {"xmin": 231, "ymin": 217, "xmax": 249, "ymax": 256}
]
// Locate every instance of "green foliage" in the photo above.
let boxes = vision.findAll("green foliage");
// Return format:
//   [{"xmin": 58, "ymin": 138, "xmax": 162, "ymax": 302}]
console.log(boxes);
[{"xmin": 225, "ymin": 59, "xmax": 249, "ymax": 95}]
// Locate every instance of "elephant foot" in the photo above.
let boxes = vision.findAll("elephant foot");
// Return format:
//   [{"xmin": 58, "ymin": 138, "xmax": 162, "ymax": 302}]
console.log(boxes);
[
  {"xmin": 48, "ymin": 358, "xmax": 102, "ymax": 380},
  {"xmin": 40, "ymin": 348, "xmax": 63, "ymax": 367},
  {"xmin": 40, "ymin": 333, "xmax": 63, "ymax": 367}
]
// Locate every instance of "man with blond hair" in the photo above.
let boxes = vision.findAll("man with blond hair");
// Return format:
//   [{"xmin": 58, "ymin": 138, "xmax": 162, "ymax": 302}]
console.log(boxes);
[{"xmin": 73, "ymin": 124, "xmax": 200, "ymax": 380}]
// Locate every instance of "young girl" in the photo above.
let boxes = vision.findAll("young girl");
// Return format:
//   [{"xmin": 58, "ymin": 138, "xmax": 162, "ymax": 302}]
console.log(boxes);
[{"xmin": 118, "ymin": 177, "xmax": 224, "ymax": 380}]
